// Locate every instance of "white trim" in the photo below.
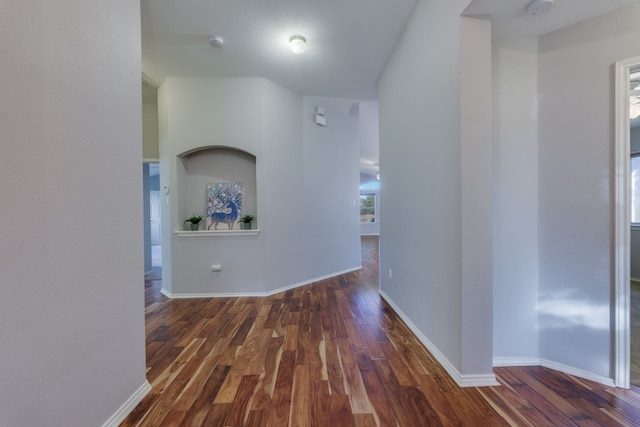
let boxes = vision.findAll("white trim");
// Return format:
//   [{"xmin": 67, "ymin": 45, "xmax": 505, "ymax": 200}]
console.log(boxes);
[
  {"xmin": 174, "ymin": 229, "xmax": 260, "ymax": 237},
  {"xmin": 161, "ymin": 267, "xmax": 362, "ymax": 299},
  {"xmin": 457, "ymin": 374, "xmax": 501, "ymax": 388},
  {"xmin": 493, "ymin": 357, "xmax": 615, "ymax": 387},
  {"xmin": 493, "ymin": 357, "xmax": 540, "ymax": 367},
  {"xmin": 540, "ymin": 359, "xmax": 615, "ymax": 388},
  {"xmin": 101, "ymin": 380, "xmax": 151, "ymax": 427},
  {"xmin": 614, "ymin": 56, "xmax": 639, "ymax": 389},
  {"xmin": 379, "ymin": 290, "xmax": 499, "ymax": 388}
]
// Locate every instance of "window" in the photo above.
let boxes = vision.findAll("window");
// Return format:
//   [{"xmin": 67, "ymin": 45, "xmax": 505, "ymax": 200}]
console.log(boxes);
[
  {"xmin": 632, "ymin": 154, "xmax": 640, "ymax": 224},
  {"xmin": 360, "ymin": 194, "xmax": 376, "ymax": 223}
]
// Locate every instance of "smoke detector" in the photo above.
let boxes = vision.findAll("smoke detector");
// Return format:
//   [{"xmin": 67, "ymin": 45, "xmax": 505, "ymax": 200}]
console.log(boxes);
[
  {"xmin": 527, "ymin": 0, "xmax": 554, "ymax": 16},
  {"xmin": 209, "ymin": 35, "xmax": 224, "ymax": 47}
]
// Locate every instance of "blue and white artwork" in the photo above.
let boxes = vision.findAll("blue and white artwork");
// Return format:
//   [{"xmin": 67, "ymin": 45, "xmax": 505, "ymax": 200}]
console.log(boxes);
[{"xmin": 206, "ymin": 182, "xmax": 242, "ymax": 230}]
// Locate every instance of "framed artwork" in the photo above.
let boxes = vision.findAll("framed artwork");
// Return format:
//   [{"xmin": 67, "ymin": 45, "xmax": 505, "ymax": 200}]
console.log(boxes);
[{"xmin": 206, "ymin": 182, "xmax": 242, "ymax": 230}]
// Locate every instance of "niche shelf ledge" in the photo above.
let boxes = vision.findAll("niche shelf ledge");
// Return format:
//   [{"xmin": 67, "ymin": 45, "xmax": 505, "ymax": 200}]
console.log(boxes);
[{"xmin": 174, "ymin": 229, "xmax": 260, "ymax": 237}]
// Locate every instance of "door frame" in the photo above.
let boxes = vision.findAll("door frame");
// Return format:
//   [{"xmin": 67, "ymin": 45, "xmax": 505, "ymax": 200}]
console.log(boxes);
[{"xmin": 613, "ymin": 55, "xmax": 640, "ymax": 388}]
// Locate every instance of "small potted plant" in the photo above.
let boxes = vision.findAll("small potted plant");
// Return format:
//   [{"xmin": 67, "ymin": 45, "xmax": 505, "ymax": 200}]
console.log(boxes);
[
  {"xmin": 238, "ymin": 214, "xmax": 256, "ymax": 230},
  {"xmin": 185, "ymin": 214, "xmax": 203, "ymax": 231}
]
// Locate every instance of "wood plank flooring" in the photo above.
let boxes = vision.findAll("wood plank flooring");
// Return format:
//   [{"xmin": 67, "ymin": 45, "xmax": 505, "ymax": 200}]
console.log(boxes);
[{"xmin": 122, "ymin": 236, "xmax": 640, "ymax": 426}]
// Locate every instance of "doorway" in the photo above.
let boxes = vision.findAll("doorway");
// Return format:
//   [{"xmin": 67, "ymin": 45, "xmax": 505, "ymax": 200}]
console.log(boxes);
[
  {"xmin": 627, "ymin": 64, "xmax": 640, "ymax": 387},
  {"xmin": 144, "ymin": 162, "xmax": 162, "ymax": 280},
  {"xmin": 614, "ymin": 56, "xmax": 640, "ymax": 388}
]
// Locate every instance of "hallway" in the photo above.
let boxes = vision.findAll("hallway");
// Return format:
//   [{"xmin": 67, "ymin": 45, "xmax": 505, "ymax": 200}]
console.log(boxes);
[{"xmin": 125, "ymin": 237, "xmax": 640, "ymax": 426}]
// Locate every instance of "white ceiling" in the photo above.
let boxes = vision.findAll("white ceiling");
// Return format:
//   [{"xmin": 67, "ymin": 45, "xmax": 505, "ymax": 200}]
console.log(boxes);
[
  {"xmin": 464, "ymin": 0, "xmax": 639, "ymax": 38},
  {"xmin": 142, "ymin": 0, "xmax": 640, "ymax": 99},
  {"xmin": 141, "ymin": 0, "xmax": 640, "ymax": 175},
  {"xmin": 141, "ymin": 0, "xmax": 418, "ymax": 100}
]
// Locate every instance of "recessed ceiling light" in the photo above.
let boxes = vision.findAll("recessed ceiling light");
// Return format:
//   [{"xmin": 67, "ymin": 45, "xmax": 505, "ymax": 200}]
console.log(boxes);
[{"xmin": 289, "ymin": 35, "xmax": 306, "ymax": 54}]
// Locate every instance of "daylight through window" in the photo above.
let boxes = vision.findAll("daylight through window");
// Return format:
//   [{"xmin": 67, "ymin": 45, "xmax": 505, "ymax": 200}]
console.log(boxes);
[{"xmin": 360, "ymin": 194, "xmax": 376, "ymax": 223}]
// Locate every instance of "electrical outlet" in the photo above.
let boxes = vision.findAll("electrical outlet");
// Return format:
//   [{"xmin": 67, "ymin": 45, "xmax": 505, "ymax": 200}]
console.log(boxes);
[
  {"xmin": 211, "ymin": 264, "xmax": 222, "ymax": 271},
  {"xmin": 388, "ymin": 269, "xmax": 392, "ymax": 279}
]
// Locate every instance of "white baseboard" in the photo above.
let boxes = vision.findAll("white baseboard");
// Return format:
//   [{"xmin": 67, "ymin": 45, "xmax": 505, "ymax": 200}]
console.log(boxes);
[
  {"xmin": 101, "ymin": 380, "xmax": 151, "ymax": 427},
  {"xmin": 162, "ymin": 266, "xmax": 362, "ymax": 299},
  {"xmin": 493, "ymin": 357, "xmax": 615, "ymax": 387},
  {"xmin": 457, "ymin": 374, "xmax": 501, "ymax": 387},
  {"xmin": 378, "ymin": 290, "xmax": 499, "ymax": 388},
  {"xmin": 493, "ymin": 357, "xmax": 540, "ymax": 367},
  {"xmin": 540, "ymin": 359, "xmax": 615, "ymax": 387}
]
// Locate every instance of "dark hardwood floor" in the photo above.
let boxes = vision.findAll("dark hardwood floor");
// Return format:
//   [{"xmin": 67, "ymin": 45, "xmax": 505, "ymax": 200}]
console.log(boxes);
[{"xmin": 123, "ymin": 236, "xmax": 640, "ymax": 426}]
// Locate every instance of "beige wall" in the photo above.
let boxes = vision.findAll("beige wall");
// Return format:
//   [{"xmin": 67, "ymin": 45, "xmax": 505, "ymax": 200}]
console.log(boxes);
[{"xmin": 143, "ymin": 102, "xmax": 159, "ymax": 160}]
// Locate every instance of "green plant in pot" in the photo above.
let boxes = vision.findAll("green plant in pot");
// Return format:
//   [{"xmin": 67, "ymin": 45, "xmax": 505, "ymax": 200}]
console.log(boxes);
[
  {"xmin": 238, "ymin": 214, "xmax": 256, "ymax": 230},
  {"xmin": 185, "ymin": 214, "xmax": 203, "ymax": 231}
]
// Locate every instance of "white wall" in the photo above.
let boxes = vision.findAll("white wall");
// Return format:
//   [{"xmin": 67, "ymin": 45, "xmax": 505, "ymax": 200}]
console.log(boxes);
[
  {"xmin": 459, "ymin": 15, "xmax": 494, "ymax": 378},
  {"xmin": 159, "ymin": 78, "xmax": 267, "ymax": 295},
  {"xmin": 0, "ymin": 2, "xmax": 148, "ymax": 426},
  {"xmin": 379, "ymin": 0, "xmax": 496, "ymax": 385},
  {"xmin": 358, "ymin": 102, "xmax": 380, "ymax": 166},
  {"xmin": 537, "ymin": 3, "xmax": 640, "ymax": 379},
  {"xmin": 492, "ymin": 37, "xmax": 540, "ymax": 362},
  {"xmin": 261, "ymin": 80, "xmax": 306, "ymax": 288},
  {"xmin": 158, "ymin": 78, "xmax": 361, "ymax": 295},
  {"xmin": 379, "ymin": 0, "xmax": 462, "ymax": 375},
  {"xmin": 158, "ymin": 82, "xmax": 173, "ymax": 293},
  {"xmin": 301, "ymin": 96, "xmax": 362, "ymax": 277}
]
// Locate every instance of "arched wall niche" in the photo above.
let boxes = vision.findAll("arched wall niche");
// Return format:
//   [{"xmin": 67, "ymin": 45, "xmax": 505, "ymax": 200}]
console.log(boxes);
[{"xmin": 176, "ymin": 145, "xmax": 257, "ymax": 230}]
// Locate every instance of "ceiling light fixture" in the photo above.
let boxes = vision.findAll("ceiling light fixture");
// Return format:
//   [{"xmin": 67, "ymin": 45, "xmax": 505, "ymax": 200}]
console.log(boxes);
[
  {"xmin": 209, "ymin": 35, "xmax": 224, "ymax": 47},
  {"xmin": 289, "ymin": 35, "xmax": 306, "ymax": 54},
  {"xmin": 526, "ymin": 0, "xmax": 554, "ymax": 16}
]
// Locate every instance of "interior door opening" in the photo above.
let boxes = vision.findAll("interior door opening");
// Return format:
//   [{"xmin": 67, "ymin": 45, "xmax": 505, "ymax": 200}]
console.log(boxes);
[
  {"xmin": 614, "ymin": 56, "xmax": 640, "ymax": 389},
  {"xmin": 144, "ymin": 162, "xmax": 162, "ymax": 281}
]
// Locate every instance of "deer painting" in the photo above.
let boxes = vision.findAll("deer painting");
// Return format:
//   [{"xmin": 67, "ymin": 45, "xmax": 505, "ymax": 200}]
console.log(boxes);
[
  {"xmin": 206, "ymin": 182, "xmax": 242, "ymax": 230},
  {"xmin": 208, "ymin": 201, "xmax": 238, "ymax": 230}
]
